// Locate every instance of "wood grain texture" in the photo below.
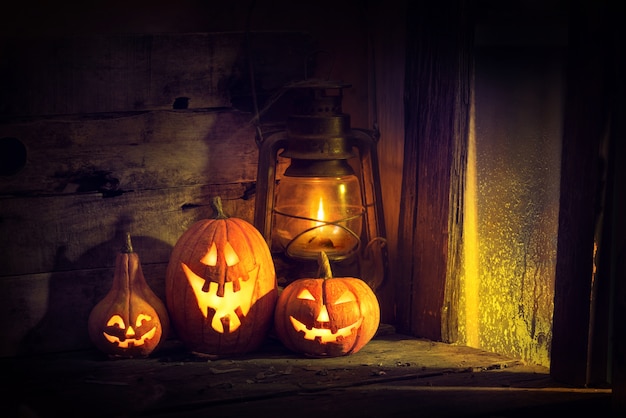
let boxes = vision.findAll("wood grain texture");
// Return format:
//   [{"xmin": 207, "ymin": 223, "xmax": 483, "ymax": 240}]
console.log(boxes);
[
  {"xmin": 551, "ymin": 0, "xmax": 613, "ymax": 386},
  {"xmin": 0, "ymin": 32, "xmax": 312, "ymax": 117},
  {"xmin": 0, "ymin": 29, "xmax": 323, "ymax": 357},
  {"xmin": 2, "ymin": 334, "xmax": 612, "ymax": 417},
  {"xmin": 610, "ymin": 1, "xmax": 626, "ymax": 409},
  {"xmin": 396, "ymin": 0, "xmax": 470, "ymax": 340},
  {"xmin": 0, "ymin": 110, "xmax": 259, "ymax": 196},
  {"xmin": 0, "ymin": 263, "xmax": 170, "ymax": 356},
  {"xmin": 0, "ymin": 184, "xmax": 255, "ymax": 276},
  {"xmin": 368, "ymin": 0, "xmax": 407, "ymax": 325},
  {"xmin": 0, "ymin": 186, "xmax": 254, "ymax": 356}
]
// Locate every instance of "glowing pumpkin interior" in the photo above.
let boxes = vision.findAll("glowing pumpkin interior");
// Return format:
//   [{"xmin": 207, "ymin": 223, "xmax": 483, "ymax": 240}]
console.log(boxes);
[
  {"xmin": 289, "ymin": 287, "xmax": 363, "ymax": 343},
  {"xmin": 181, "ymin": 237, "xmax": 261, "ymax": 334},
  {"xmin": 103, "ymin": 313, "xmax": 157, "ymax": 348}
]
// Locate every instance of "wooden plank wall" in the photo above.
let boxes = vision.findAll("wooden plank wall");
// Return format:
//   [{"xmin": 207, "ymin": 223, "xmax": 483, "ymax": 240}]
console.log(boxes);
[
  {"xmin": 0, "ymin": 32, "xmax": 312, "ymax": 356},
  {"xmin": 368, "ymin": 0, "xmax": 407, "ymax": 325}
]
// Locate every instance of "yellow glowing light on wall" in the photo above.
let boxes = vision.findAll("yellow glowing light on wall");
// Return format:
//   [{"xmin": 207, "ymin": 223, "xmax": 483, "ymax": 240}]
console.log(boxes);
[{"xmin": 463, "ymin": 92, "xmax": 480, "ymax": 348}]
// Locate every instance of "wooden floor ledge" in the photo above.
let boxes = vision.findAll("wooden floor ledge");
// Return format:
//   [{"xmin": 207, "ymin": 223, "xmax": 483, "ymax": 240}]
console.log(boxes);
[{"xmin": 2, "ymin": 334, "xmax": 612, "ymax": 418}]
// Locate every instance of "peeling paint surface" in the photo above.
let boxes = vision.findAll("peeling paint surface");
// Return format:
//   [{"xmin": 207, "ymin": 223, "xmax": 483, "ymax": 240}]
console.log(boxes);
[{"xmin": 459, "ymin": 47, "xmax": 564, "ymax": 367}]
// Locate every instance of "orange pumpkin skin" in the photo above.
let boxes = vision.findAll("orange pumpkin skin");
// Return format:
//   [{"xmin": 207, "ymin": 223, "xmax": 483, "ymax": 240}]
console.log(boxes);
[
  {"xmin": 88, "ymin": 235, "xmax": 170, "ymax": 358},
  {"xmin": 274, "ymin": 276, "xmax": 380, "ymax": 357},
  {"xmin": 165, "ymin": 198, "xmax": 277, "ymax": 356}
]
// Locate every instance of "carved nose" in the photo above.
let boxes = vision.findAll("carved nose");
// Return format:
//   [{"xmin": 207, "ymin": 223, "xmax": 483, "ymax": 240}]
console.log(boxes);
[
  {"xmin": 125, "ymin": 326, "xmax": 136, "ymax": 338},
  {"xmin": 316, "ymin": 305, "xmax": 330, "ymax": 322}
]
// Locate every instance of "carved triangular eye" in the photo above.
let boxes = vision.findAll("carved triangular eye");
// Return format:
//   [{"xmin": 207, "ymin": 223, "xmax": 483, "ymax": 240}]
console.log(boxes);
[
  {"xmin": 201, "ymin": 243, "xmax": 218, "ymax": 266},
  {"xmin": 135, "ymin": 314, "xmax": 153, "ymax": 327},
  {"xmin": 334, "ymin": 291, "xmax": 355, "ymax": 305},
  {"xmin": 223, "ymin": 241, "xmax": 240, "ymax": 266},
  {"xmin": 106, "ymin": 314, "xmax": 126, "ymax": 329},
  {"xmin": 296, "ymin": 288, "xmax": 316, "ymax": 301}
]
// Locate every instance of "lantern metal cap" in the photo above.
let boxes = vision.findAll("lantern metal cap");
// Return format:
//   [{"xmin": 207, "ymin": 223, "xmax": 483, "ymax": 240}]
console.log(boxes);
[
  {"xmin": 280, "ymin": 79, "xmax": 356, "ymax": 161},
  {"xmin": 283, "ymin": 158, "xmax": 355, "ymax": 177}
]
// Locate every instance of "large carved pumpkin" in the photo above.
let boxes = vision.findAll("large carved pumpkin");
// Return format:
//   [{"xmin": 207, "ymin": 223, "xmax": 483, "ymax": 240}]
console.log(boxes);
[
  {"xmin": 88, "ymin": 234, "xmax": 170, "ymax": 358},
  {"xmin": 274, "ymin": 252, "xmax": 380, "ymax": 357},
  {"xmin": 165, "ymin": 197, "xmax": 277, "ymax": 356}
]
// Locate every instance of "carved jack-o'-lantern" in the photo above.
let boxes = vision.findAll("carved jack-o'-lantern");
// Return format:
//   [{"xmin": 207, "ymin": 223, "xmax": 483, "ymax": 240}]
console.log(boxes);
[
  {"xmin": 274, "ymin": 252, "xmax": 380, "ymax": 357},
  {"xmin": 166, "ymin": 197, "xmax": 277, "ymax": 356},
  {"xmin": 88, "ymin": 234, "xmax": 170, "ymax": 358}
]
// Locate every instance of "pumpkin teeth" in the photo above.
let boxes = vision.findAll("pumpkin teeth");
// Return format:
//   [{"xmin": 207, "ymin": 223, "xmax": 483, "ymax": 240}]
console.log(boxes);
[
  {"xmin": 314, "ymin": 321, "xmax": 330, "ymax": 329},
  {"xmin": 220, "ymin": 316, "xmax": 231, "ymax": 333},
  {"xmin": 289, "ymin": 316, "xmax": 363, "ymax": 343},
  {"xmin": 102, "ymin": 326, "xmax": 157, "ymax": 348},
  {"xmin": 182, "ymin": 263, "xmax": 259, "ymax": 333},
  {"xmin": 217, "ymin": 283, "xmax": 225, "ymax": 297}
]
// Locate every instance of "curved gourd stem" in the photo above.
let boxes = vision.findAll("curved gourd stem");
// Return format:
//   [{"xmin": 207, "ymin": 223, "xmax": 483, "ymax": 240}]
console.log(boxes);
[
  {"xmin": 211, "ymin": 196, "xmax": 229, "ymax": 219},
  {"xmin": 122, "ymin": 232, "xmax": 133, "ymax": 254}
]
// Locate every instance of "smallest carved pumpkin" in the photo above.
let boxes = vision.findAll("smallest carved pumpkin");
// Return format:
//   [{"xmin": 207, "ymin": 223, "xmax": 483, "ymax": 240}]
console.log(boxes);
[
  {"xmin": 274, "ymin": 252, "xmax": 380, "ymax": 357},
  {"xmin": 88, "ymin": 233, "xmax": 170, "ymax": 358}
]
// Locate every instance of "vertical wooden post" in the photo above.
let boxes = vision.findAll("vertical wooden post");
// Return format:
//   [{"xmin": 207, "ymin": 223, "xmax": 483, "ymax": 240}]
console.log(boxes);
[
  {"xmin": 551, "ymin": 0, "xmax": 613, "ymax": 386},
  {"xmin": 368, "ymin": 0, "xmax": 407, "ymax": 326},
  {"xmin": 609, "ymin": 0, "xmax": 626, "ymax": 412},
  {"xmin": 610, "ymin": 92, "xmax": 626, "ymax": 416},
  {"xmin": 396, "ymin": 0, "xmax": 471, "ymax": 340}
]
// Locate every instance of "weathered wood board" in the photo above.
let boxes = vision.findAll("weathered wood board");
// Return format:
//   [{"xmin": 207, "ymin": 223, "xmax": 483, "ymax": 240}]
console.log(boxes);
[
  {"xmin": 1, "ymin": 263, "xmax": 169, "ymax": 356},
  {"xmin": 0, "ymin": 186, "xmax": 256, "ymax": 356},
  {"xmin": 0, "ymin": 31, "xmax": 313, "ymax": 357},
  {"xmin": 2, "ymin": 334, "xmax": 612, "ymax": 418},
  {"xmin": 0, "ymin": 32, "xmax": 313, "ymax": 117},
  {"xmin": 0, "ymin": 110, "xmax": 259, "ymax": 197},
  {"xmin": 0, "ymin": 110, "xmax": 261, "ymax": 272}
]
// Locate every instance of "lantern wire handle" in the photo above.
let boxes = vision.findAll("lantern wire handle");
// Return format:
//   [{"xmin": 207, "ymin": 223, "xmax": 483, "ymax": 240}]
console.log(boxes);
[
  {"xmin": 317, "ymin": 251, "xmax": 333, "ymax": 280},
  {"xmin": 360, "ymin": 237, "xmax": 387, "ymax": 292}
]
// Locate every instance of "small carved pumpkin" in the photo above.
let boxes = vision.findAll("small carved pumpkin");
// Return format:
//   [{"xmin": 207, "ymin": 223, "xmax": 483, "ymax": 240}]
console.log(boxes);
[
  {"xmin": 274, "ymin": 252, "xmax": 380, "ymax": 357},
  {"xmin": 165, "ymin": 197, "xmax": 278, "ymax": 356},
  {"xmin": 88, "ymin": 234, "xmax": 170, "ymax": 358}
]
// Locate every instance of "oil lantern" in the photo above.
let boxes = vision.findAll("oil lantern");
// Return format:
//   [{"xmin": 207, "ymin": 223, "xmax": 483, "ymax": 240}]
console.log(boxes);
[{"xmin": 254, "ymin": 80, "xmax": 387, "ymax": 289}]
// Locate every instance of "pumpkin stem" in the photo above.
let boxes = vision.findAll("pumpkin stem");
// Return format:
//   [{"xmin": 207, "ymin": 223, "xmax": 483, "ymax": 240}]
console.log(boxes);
[
  {"xmin": 122, "ymin": 232, "xmax": 134, "ymax": 253},
  {"xmin": 211, "ymin": 196, "xmax": 229, "ymax": 219},
  {"xmin": 317, "ymin": 251, "xmax": 333, "ymax": 279}
]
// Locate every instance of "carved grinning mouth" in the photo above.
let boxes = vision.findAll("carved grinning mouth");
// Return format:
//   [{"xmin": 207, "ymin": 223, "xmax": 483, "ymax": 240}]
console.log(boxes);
[
  {"xmin": 289, "ymin": 316, "xmax": 363, "ymax": 343},
  {"xmin": 103, "ymin": 327, "xmax": 157, "ymax": 348},
  {"xmin": 182, "ymin": 263, "xmax": 258, "ymax": 333}
]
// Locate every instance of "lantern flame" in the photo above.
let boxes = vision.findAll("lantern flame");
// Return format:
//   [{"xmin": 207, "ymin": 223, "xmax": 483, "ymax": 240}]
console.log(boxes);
[{"xmin": 316, "ymin": 197, "xmax": 325, "ymax": 223}]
